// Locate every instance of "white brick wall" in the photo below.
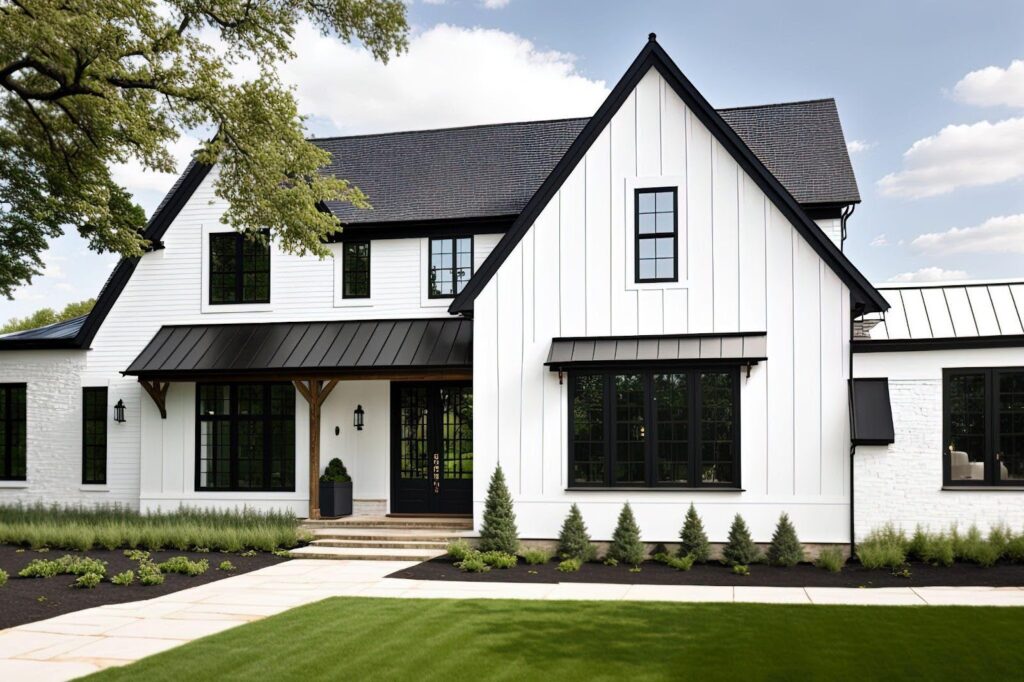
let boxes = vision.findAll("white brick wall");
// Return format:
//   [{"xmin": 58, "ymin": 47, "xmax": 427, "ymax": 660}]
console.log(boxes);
[{"xmin": 855, "ymin": 378, "xmax": 1024, "ymax": 538}]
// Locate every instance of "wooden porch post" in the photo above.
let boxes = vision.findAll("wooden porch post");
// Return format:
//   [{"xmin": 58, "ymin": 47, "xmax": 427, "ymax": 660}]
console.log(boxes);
[{"xmin": 294, "ymin": 378, "xmax": 338, "ymax": 520}]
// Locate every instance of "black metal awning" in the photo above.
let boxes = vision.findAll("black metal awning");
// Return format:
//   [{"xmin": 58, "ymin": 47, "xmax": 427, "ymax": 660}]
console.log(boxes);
[
  {"xmin": 545, "ymin": 332, "xmax": 767, "ymax": 370},
  {"xmin": 849, "ymin": 378, "xmax": 895, "ymax": 446},
  {"xmin": 124, "ymin": 318, "xmax": 472, "ymax": 380}
]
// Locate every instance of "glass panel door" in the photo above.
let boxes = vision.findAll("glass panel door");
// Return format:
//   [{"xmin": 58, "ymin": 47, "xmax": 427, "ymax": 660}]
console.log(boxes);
[{"xmin": 998, "ymin": 371, "xmax": 1024, "ymax": 482}]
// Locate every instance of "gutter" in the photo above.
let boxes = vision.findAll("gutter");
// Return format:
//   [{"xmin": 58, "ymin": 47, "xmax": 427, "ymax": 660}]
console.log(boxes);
[
  {"xmin": 848, "ymin": 302, "xmax": 865, "ymax": 556},
  {"xmin": 840, "ymin": 203, "xmax": 855, "ymax": 251}
]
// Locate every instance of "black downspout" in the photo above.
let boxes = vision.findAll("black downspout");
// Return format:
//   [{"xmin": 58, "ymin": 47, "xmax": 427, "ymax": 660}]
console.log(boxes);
[
  {"xmin": 849, "ymin": 302, "xmax": 865, "ymax": 556},
  {"xmin": 840, "ymin": 204, "xmax": 855, "ymax": 251}
]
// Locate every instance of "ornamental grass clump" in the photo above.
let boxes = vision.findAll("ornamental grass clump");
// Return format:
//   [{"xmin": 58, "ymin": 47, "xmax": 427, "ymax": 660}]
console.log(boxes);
[
  {"xmin": 456, "ymin": 552, "xmax": 490, "ymax": 573},
  {"xmin": 521, "ymin": 548, "xmax": 552, "ymax": 565},
  {"xmin": 607, "ymin": 503, "xmax": 645, "ymax": 568},
  {"xmin": 478, "ymin": 465, "xmax": 519, "ymax": 555},
  {"xmin": 446, "ymin": 539, "xmax": 473, "ymax": 562},
  {"xmin": 815, "ymin": 546, "xmax": 846, "ymax": 573},
  {"xmin": 856, "ymin": 525, "xmax": 907, "ymax": 569},
  {"xmin": 722, "ymin": 515, "xmax": 760, "ymax": 566},
  {"xmin": 953, "ymin": 526, "xmax": 1000, "ymax": 567},
  {"xmin": 678, "ymin": 504, "xmax": 711, "ymax": 563},
  {"xmin": 766, "ymin": 513, "xmax": 804, "ymax": 567},
  {"xmin": 558, "ymin": 503, "xmax": 596, "ymax": 562}
]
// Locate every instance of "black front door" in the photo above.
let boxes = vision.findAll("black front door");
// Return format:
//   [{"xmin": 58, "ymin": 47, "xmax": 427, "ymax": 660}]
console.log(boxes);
[{"xmin": 390, "ymin": 382, "xmax": 472, "ymax": 514}]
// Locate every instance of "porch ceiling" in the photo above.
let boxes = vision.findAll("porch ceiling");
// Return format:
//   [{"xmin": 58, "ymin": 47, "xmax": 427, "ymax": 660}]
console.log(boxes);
[{"xmin": 123, "ymin": 318, "xmax": 472, "ymax": 381}]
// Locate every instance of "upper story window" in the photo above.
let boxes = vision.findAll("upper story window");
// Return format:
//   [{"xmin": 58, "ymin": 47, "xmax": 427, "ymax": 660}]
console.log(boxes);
[
  {"xmin": 82, "ymin": 387, "xmax": 107, "ymax": 485},
  {"xmin": 342, "ymin": 241, "xmax": 370, "ymax": 299},
  {"xmin": 0, "ymin": 384, "xmax": 26, "ymax": 481},
  {"xmin": 945, "ymin": 367, "xmax": 1024, "ymax": 487},
  {"xmin": 429, "ymin": 237, "xmax": 473, "ymax": 298},
  {"xmin": 569, "ymin": 368, "xmax": 738, "ymax": 489},
  {"xmin": 635, "ymin": 188, "xmax": 678, "ymax": 283},
  {"xmin": 209, "ymin": 230, "xmax": 270, "ymax": 305}
]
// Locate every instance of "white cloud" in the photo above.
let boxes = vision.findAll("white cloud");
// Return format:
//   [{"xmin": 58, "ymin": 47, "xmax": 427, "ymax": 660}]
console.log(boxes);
[
  {"xmin": 869, "ymin": 233, "xmax": 888, "ymax": 247},
  {"xmin": 111, "ymin": 134, "xmax": 199, "ymax": 195},
  {"xmin": 877, "ymin": 117, "xmax": 1024, "ymax": 198},
  {"xmin": 481, "ymin": 0, "xmax": 510, "ymax": 7},
  {"xmin": 888, "ymin": 267, "xmax": 970, "ymax": 283},
  {"xmin": 953, "ymin": 59, "xmax": 1024, "ymax": 108},
  {"xmin": 910, "ymin": 213, "xmax": 1024, "ymax": 255},
  {"xmin": 847, "ymin": 139, "xmax": 874, "ymax": 154},
  {"xmin": 281, "ymin": 23, "xmax": 608, "ymax": 135}
]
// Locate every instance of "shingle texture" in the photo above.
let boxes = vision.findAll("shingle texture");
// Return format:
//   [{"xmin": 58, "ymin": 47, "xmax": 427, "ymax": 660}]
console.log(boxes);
[{"xmin": 0, "ymin": 315, "xmax": 86, "ymax": 341}]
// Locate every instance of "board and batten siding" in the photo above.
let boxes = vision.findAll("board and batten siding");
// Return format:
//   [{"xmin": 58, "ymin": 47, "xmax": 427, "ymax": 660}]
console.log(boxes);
[
  {"xmin": 79, "ymin": 166, "xmax": 499, "ymax": 512},
  {"xmin": 473, "ymin": 69, "xmax": 852, "ymax": 543}
]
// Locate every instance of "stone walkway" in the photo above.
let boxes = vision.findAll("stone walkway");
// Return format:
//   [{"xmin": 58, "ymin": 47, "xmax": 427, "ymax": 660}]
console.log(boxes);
[{"xmin": 3, "ymin": 559, "xmax": 1024, "ymax": 680}]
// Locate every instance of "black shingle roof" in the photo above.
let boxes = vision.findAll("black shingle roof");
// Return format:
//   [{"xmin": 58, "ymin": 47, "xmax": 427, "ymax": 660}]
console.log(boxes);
[
  {"xmin": 313, "ymin": 98, "xmax": 859, "ymax": 225},
  {"xmin": 0, "ymin": 314, "xmax": 86, "ymax": 348}
]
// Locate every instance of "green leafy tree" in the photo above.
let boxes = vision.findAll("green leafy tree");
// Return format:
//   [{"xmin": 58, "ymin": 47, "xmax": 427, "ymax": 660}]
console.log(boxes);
[
  {"xmin": 722, "ymin": 514, "xmax": 760, "ymax": 566},
  {"xmin": 1, "ymin": 298, "xmax": 94, "ymax": 334},
  {"xmin": 478, "ymin": 464, "xmax": 518, "ymax": 554},
  {"xmin": 0, "ymin": 1, "xmax": 409, "ymax": 298},
  {"xmin": 608, "ymin": 502, "xmax": 645, "ymax": 567},
  {"xmin": 558, "ymin": 503, "xmax": 596, "ymax": 561},
  {"xmin": 766, "ymin": 513, "xmax": 804, "ymax": 567},
  {"xmin": 678, "ymin": 503, "xmax": 711, "ymax": 562}
]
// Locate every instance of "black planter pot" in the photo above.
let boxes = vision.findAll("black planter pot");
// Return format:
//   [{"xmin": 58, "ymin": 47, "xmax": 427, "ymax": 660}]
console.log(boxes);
[{"xmin": 319, "ymin": 480, "xmax": 353, "ymax": 518}]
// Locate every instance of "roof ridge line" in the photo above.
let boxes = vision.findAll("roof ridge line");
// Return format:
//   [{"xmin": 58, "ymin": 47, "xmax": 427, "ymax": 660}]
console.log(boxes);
[
  {"xmin": 717, "ymin": 97, "xmax": 836, "ymax": 112},
  {"xmin": 308, "ymin": 116, "xmax": 592, "ymax": 143}
]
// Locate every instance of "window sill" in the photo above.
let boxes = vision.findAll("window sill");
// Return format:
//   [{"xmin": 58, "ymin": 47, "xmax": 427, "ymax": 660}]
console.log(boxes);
[
  {"xmin": 0, "ymin": 480, "xmax": 29, "ymax": 489},
  {"xmin": 566, "ymin": 487, "xmax": 745, "ymax": 493},
  {"xmin": 942, "ymin": 486, "xmax": 1024, "ymax": 492},
  {"xmin": 79, "ymin": 485, "xmax": 109, "ymax": 492}
]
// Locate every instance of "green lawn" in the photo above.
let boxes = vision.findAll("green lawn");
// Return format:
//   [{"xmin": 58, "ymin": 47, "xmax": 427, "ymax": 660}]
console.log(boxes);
[{"xmin": 87, "ymin": 597, "xmax": 1024, "ymax": 681}]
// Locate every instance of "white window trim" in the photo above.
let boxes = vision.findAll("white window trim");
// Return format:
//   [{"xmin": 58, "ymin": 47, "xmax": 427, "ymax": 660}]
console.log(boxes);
[
  {"xmin": 624, "ymin": 175, "xmax": 689, "ymax": 291},
  {"xmin": 331, "ymin": 242, "xmax": 374, "ymax": 308},
  {"xmin": 200, "ymin": 225, "xmax": 274, "ymax": 314}
]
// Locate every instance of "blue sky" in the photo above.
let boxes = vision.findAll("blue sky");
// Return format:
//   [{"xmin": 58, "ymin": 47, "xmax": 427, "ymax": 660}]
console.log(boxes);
[{"xmin": 4, "ymin": 0, "xmax": 1023, "ymax": 323}]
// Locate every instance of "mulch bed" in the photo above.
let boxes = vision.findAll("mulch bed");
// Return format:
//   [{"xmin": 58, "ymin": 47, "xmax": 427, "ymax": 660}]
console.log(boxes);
[
  {"xmin": 391, "ymin": 556, "xmax": 1024, "ymax": 589},
  {"xmin": 0, "ymin": 544, "xmax": 287, "ymax": 630}
]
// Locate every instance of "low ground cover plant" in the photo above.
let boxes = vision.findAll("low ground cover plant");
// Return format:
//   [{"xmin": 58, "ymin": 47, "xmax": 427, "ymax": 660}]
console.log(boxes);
[
  {"xmin": 19, "ymin": 555, "xmax": 108, "ymax": 579},
  {"xmin": 111, "ymin": 570, "xmax": 135, "ymax": 586},
  {"xmin": 666, "ymin": 555, "xmax": 694, "ymax": 571},
  {"xmin": 446, "ymin": 539, "xmax": 473, "ymax": 562},
  {"xmin": 0, "ymin": 504, "xmax": 305, "ymax": 553},
  {"xmin": 557, "ymin": 558, "xmax": 582, "ymax": 573},
  {"xmin": 158, "ymin": 556, "xmax": 209, "ymax": 576},
  {"xmin": 0, "ymin": 568, "xmax": 7, "ymax": 587},
  {"xmin": 480, "ymin": 551, "xmax": 517, "ymax": 569},
  {"xmin": 138, "ymin": 561, "xmax": 165, "ymax": 586},
  {"xmin": 219, "ymin": 560, "xmax": 236, "ymax": 572},
  {"xmin": 455, "ymin": 552, "xmax": 490, "ymax": 573},
  {"xmin": 74, "ymin": 572, "xmax": 102, "ymax": 589}
]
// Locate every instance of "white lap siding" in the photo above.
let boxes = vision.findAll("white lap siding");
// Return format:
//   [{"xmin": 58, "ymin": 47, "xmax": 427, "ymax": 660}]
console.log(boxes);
[{"xmin": 473, "ymin": 69, "xmax": 852, "ymax": 544}]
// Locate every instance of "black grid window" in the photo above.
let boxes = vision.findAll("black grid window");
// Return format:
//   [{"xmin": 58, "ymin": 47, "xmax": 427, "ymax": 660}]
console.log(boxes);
[
  {"xmin": 399, "ymin": 386, "xmax": 430, "ymax": 480},
  {"xmin": 342, "ymin": 241, "xmax": 371, "ymax": 298},
  {"xmin": 944, "ymin": 367, "xmax": 1024, "ymax": 486},
  {"xmin": 209, "ymin": 230, "xmax": 270, "ymax": 304},
  {"xmin": 0, "ymin": 384, "xmax": 26, "ymax": 481},
  {"xmin": 569, "ymin": 368, "xmax": 738, "ymax": 488},
  {"xmin": 196, "ymin": 383, "xmax": 294, "ymax": 492},
  {"xmin": 441, "ymin": 386, "xmax": 473, "ymax": 480},
  {"xmin": 635, "ymin": 188, "xmax": 678, "ymax": 283},
  {"xmin": 429, "ymin": 237, "xmax": 473, "ymax": 298},
  {"xmin": 82, "ymin": 387, "xmax": 107, "ymax": 485}
]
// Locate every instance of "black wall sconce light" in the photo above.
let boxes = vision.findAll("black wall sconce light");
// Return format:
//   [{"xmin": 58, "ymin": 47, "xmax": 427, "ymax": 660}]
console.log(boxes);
[
  {"xmin": 114, "ymin": 399, "xmax": 127, "ymax": 423},
  {"xmin": 353, "ymin": 404, "xmax": 364, "ymax": 431}
]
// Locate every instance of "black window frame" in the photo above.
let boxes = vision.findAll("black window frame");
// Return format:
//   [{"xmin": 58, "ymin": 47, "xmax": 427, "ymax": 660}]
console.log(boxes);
[
  {"xmin": 0, "ymin": 383, "xmax": 26, "ymax": 481},
  {"xmin": 194, "ymin": 382, "xmax": 296, "ymax": 492},
  {"xmin": 208, "ymin": 229, "xmax": 271, "ymax": 305},
  {"xmin": 943, "ymin": 366, "xmax": 1024, "ymax": 487},
  {"xmin": 82, "ymin": 387, "xmax": 108, "ymax": 485},
  {"xmin": 567, "ymin": 366, "xmax": 740, "ymax": 489},
  {"xmin": 428, "ymin": 236, "xmax": 474, "ymax": 299},
  {"xmin": 341, "ymin": 241, "xmax": 371, "ymax": 299},
  {"xmin": 634, "ymin": 187, "xmax": 679, "ymax": 284}
]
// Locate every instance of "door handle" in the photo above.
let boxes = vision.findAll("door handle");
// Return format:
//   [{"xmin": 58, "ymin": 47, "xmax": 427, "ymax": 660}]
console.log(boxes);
[{"xmin": 432, "ymin": 452, "xmax": 440, "ymax": 494}]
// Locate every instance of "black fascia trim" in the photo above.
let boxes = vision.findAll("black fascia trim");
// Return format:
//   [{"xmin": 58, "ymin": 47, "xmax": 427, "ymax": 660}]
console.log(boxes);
[
  {"xmin": 803, "ymin": 203, "xmax": 852, "ymax": 220},
  {"xmin": 326, "ymin": 215, "xmax": 515, "ymax": 243},
  {"xmin": 0, "ymin": 338, "xmax": 83, "ymax": 351},
  {"xmin": 74, "ymin": 162, "xmax": 213, "ymax": 349},
  {"xmin": 552, "ymin": 331, "xmax": 766, "ymax": 343},
  {"xmin": 547, "ymin": 358, "xmax": 764, "ymax": 371},
  {"xmin": 853, "ymin": 335, "xmax": 1024, "ymax": 353},
  {"xmin": 448, "ymin": 38, "xmax": 888, "ymax": 316}
]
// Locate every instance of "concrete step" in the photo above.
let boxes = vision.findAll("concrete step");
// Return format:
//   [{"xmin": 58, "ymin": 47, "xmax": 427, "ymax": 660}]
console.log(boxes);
[
  {"xmin": 289, "ymin": 545, "xmax": 445, "ymax": 561},
  {"xmin": 309, "ymin": 528, "xmax": 468, "ymax": 542},
  {"xmin": 303, "ymin": 516, "xmax": 472, "ymax": 531},
  {"xmin": 311, "ymin": 539, "xmax": 450, "ymax": 550}
]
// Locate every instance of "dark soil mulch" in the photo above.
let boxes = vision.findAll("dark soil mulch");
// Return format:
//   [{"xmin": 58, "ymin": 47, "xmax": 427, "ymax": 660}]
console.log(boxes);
[
  {"xmin": 0, "ymin": 544, "xmax": 287, "ymax": 630},
  {"xmin": 390, "ymin": 556, "xmax": 1024, "ymax": 588}
]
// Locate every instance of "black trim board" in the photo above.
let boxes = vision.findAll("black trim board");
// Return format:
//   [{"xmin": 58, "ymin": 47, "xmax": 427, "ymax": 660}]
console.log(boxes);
[
  {"xmin": 853, "ymin": 335, "xmax": 1024, "ymax": 353},
  {"xmin": 448, "ymin": 36, "xmax": 888, "ymax": 316},
  {"xmin": 325, "ymin": 215, "xmax": 515, "ymax": 243}
]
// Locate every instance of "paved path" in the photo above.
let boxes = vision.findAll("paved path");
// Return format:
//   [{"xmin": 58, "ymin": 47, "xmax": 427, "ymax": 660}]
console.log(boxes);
[{"xmin": 3, "ymin": 559, "xmax": 1024, "ymax": 680}]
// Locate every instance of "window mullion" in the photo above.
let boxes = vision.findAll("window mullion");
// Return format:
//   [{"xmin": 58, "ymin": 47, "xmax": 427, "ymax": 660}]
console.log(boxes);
[
  {"xmin": 604, "ymin": 374, "xmax": 613, "ymax": 487},
  {"xmin": 691, "ymin": 369, "xmax": 701, "ymax": 488},
  {"xmin": 645, "ymin": 371, "xmax": 654, "ymax": 487},
  {"xmin": 987, "ymin": 369, "xmax": 997, "ymax": 485}
]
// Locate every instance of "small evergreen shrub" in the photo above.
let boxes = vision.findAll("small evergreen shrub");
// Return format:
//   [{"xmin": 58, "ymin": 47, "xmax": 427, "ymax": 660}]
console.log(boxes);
[
  {"xmin": 666, "ymin": 555, "xmax": 694, "ymax": 571},
  {"xmin": 521, "ymin": 548, "xmax": 551, "ymax": 565},
  {"xmin": 678, "ymin": 504, "xmax": 711, "ymax": 563},
  {"xmin": 722, "ymin": 515, "xmax": 760, "ymax": 566},
  {"xmin": 320, "ymin": 458, "xmax": 351, "ymax": 483},
  {"xmin": 608, "ymin": 502, "xmax": 645, "ymax": 567},
  {"xmin": 158, "ymin": 556, "xmax": 209, "ymax": 576},
  {"xmin": 815, "ymin": 547, "xmax": 845, "ymax": 573},
  {"xmin": 0, "ymin": 568, "xmax": 7, "ymax": 587},
  {"xmin": 240, "ymin": 550, "xmax": 257, "ymax": 558},
  {"xmin": 732, "ymin": 564, "xmax": 750, "ymax": 576},
  {"xmin": 856, "ymin": 526, "xmax": 907, "ymax": 569},
  {"xmin": 480, "ymin": 551, "xmax": 517, "ymax": 569},
  {"xmin": 138, "ymin": 561, "xmax": 164, "ymax": 586},
  {"xmin": 556, "ymin": 558, "xmax": 581, "ymax": 573},
  {"xmin": 478, "ymin": 465, "xmax": 519, "ymax": 554},
  {"xmin": 219, "ymin": 560, "xmax": 236, "ymax": 572},
  {"xmin": 74, "ymin": 572, "xmax": 102, "ymax": 589},
  {"xmin": 446, "ymin": 539, "xmax": 473, "ymax": 562},
  {"xmin": 456, "ymin": 551, "xmax": 490, "ymax": 573},
  {"xmin": 111, "ymin": 570, "xmax": 135, "ymax": 586},
  {"xmin": 766, "ymin": 513, "xmax": 804, "ymax": 567},
  {"xmin": 272, "ymin": 549, "xmax": 292, "ymax": 558},
  {"xmin": 557, "ymin": 503, "xmax": 596, "ymax": 562}
]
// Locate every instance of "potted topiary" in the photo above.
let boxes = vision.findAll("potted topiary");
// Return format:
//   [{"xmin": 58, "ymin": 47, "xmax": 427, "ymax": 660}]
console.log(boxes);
[{"xmin": 319, "ymin": 458, "xmax": 353, "ymax": 517}]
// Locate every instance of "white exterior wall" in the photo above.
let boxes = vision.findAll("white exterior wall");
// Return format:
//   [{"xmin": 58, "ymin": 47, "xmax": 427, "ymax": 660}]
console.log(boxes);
[
  {"xmin": 473, "ymin": 69, "xmax": 853, "ymax": 544},
  {"xmin": 853, "ymin": 347, "xmax": 1024, "ymax": 538},
  {"xmin": 814, "ymin": 217, "xmax": 842, "ymax": 249}
]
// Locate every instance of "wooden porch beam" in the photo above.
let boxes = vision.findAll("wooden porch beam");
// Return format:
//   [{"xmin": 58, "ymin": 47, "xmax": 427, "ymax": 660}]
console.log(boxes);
[
  {"xmin": 138, "ymin": 379, "xmax": 169, "ymax": 419},
  {"xmin": 293, "ymin": 379, "xmax": 339, "ymax": 521}
]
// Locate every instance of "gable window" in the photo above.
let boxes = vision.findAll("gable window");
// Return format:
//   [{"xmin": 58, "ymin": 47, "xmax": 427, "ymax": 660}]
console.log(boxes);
[
  {"xmin": 569, "ymin": 368, "xmax": 738, "ymax": 488},
  {"xmin": 196, "ymin": 383, "xmax": 295, "ymax": 492},
  {"xmin": 945, "ymin": 367, "xmax": 1024, "ymax": 486},
  {"xmin": 635, "ymin": 188, "xmax": 678, "ymax": 283},
  {"xmin": 429, "ymin": 237, "xmax": 473, "ymax": 298},
  {"xmin": 82, "ymin": 387, "xmax": 107, "ymax": 485},
  {"xmin": 0, "ymin": 384, "xmax": 26, "ymax": 481},
  {"xmin": 342, "ymin": 241, "xmax": 371, "ymax": 298},
  {"xmin": 209, "ymin": 230, "xmax": 270, "ymax": 305}
]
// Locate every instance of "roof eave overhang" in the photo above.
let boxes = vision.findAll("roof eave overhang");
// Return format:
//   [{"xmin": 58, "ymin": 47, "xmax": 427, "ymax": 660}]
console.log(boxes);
[{"xmin": 853, "ymin": 335, "xmax": 1024, "ymax": 353}]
